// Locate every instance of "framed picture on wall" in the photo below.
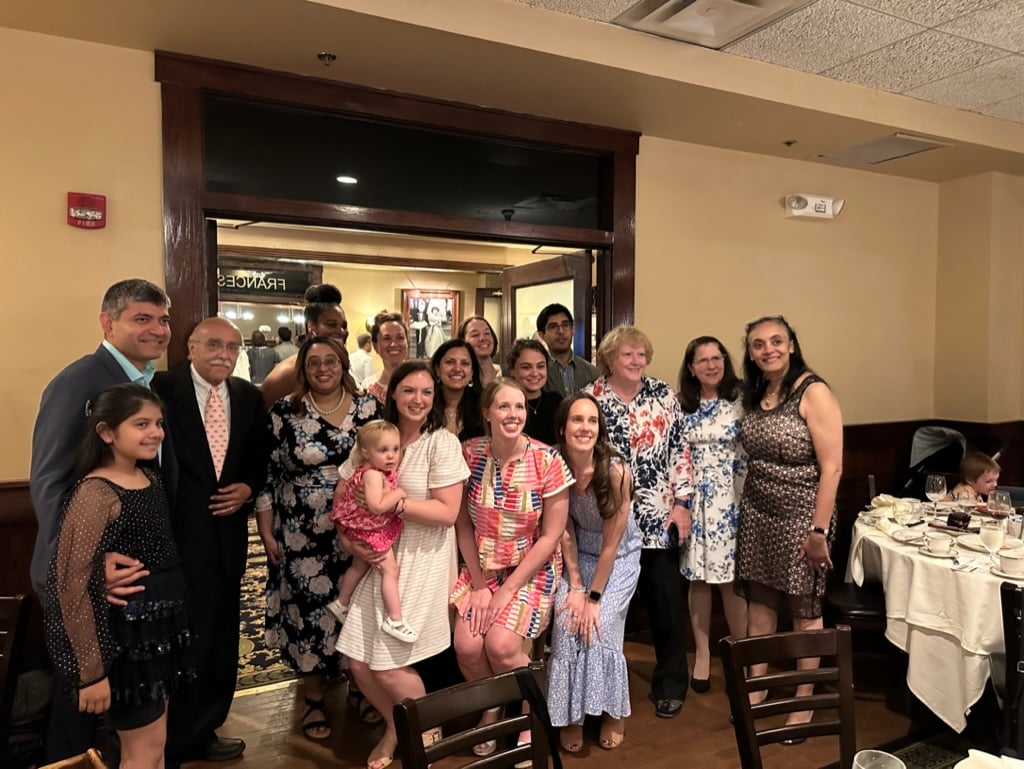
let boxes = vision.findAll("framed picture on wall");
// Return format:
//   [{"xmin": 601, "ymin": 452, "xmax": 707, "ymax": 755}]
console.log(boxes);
[{"xmin": 401, "ymin": 288, "xmax": 461, "ymax": 360}]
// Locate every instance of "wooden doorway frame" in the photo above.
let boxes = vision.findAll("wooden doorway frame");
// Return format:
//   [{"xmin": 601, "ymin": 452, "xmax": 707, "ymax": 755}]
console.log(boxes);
[{"xmin": 156, "ymin": 52, "xmax": 639, "ymax": 366}]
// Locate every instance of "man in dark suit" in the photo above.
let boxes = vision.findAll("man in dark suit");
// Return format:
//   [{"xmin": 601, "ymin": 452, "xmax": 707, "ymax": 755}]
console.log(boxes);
[
  {"xmin": 30, "ymin": 278, "xmax": 175, "ymax": 762},
  {"xmin": 154, "ymin": 317, "xmax": 270, "ymax": 763}
]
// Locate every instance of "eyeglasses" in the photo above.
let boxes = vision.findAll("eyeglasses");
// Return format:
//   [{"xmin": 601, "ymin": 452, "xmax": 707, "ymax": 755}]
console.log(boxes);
[
  {"xmin": 305, "ymin": 357, "xmax": 342, "ymax": 371},
  {"xmin": 694, "ymin": 355, "xmax": 724, "ymax": 366},
  {"xmin": 202, "ymin": 339, "xmax": 242, "ymax": 353},
  {"xmin": 544, "ymin": 321, "xmax": 573, "ymax": 332}
]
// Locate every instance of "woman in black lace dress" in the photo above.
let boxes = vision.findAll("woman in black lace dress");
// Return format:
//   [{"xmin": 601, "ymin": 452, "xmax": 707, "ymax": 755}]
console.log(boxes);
[
  {"xmin": 734, "ymin": 316, "xmax": 843, "ymax": 739},
  {"xmin": 45, "ymin": 384, "xmax": 191, "ymax": 768}
]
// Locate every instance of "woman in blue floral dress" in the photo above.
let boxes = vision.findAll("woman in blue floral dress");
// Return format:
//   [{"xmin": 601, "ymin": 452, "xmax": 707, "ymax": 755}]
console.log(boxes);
[
  {"xmin": 677, "ymin": 336, "xmax": 747, "ymax": 694},
  {"xmin": 255, "ymin": 336, "xmax": 382, "ymax": 739},
  {"xmin": 584, "ymin": 325, "xmax": 693, "ymax": 719}
]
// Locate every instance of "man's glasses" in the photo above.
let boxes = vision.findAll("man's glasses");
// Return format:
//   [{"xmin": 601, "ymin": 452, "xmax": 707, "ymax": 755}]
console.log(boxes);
[
  {"xmin": 544, "ymin": 321, "xmax": 574, "ymax": 333},
  {"xmin": 202, "ymin": 339, "xmax": 242, "ymax": 353}
]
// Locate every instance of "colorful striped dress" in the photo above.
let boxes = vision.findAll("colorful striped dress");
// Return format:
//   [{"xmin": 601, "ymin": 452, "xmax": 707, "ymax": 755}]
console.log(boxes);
[{"xmin": 450, "ymin": 436, "xmax": 574, "ymax": 638}]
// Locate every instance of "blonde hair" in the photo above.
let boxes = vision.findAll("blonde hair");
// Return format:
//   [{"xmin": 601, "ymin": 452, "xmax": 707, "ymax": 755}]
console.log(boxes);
[
  {"xmin": 961, "ymin": 450, "xmax": 1000, "ymax": 483},
  {"xmin": 595, "ymin": 325, "xmax": 654, "ymax": 376},
  {"xmin": 479, "ymin": 378, "xmax": 527, "ymax": 436},
  {"xmin": 352, "ymin": 420, "xmax": 401, "ymax": 467}
]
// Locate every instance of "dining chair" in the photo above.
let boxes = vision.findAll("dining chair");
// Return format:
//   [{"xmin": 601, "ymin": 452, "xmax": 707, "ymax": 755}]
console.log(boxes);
[
  {"xmin": 393, "ymin": 662, "xmax": 558, "ymax": 769},
  {"xmin": 0, "ymin": 594, "xmax": 32, "ymax": 766},
  {"xmin": 39, "ymin": 748, "xmax": 106, "ymax": 769},
  {"xmin": 1000, "ymin": 582, "xmax": 1024, "ymax": 757},
  {"xmin": 720, "ymin": 625, "xmax": 856, "ymax": 769}
]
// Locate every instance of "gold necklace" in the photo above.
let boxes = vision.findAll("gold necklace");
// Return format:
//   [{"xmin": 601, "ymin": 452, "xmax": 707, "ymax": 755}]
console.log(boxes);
[
  {"xmin": 308, "ymin": 391, "xmax": 345, "ymax": 416},
  {"xmin": 762, "ymin": 388, "xmax": 783, "ymax": 408}
]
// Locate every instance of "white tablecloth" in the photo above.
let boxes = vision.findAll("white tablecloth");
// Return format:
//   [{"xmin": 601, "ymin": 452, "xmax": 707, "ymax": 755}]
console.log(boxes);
[{"xmin": 847, "ymin": 521, "xmax": 1007, "ymax": 732}]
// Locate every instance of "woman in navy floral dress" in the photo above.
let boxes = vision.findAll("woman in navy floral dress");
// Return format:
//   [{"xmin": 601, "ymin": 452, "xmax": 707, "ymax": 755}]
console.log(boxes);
[
  {"xmin": 255, "ymin": 336, "xmax": 382, "ymax": 739},
  {"xmin": 677, "ymin": 336, "xmax": 748, "ymax": 694},
  {"xmin": 584, "ymin": 325, "xmax": 693, "ymax": 719}
]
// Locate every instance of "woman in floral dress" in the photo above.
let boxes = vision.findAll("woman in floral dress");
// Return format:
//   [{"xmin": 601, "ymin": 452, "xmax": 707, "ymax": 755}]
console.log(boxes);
[
  {"xmin": 585, "ymin": 325, "xmax": 693, "ymax": 719},
  {"xmin": 255, "ymin": 336, "xmax": 382, "ymax": 739},
  {"xmin": 677, "ymin": 336, "xmax": 747, "ymax": 694}
]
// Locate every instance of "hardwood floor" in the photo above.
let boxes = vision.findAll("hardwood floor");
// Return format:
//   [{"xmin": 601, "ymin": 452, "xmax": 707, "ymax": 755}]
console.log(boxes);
[{"xmin": 198, "ymin": 641, "xmax": 910, "ymax": 769}]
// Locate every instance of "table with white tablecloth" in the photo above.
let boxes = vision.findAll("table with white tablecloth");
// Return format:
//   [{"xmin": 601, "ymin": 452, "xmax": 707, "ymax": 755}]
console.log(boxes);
[{"xmin": 847, "ymin": 520, "xmax": 1010, "ymax": 732}]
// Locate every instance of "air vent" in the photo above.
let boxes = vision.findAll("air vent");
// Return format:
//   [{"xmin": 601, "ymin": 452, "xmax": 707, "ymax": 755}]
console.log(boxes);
[
  {"xmin": 818, "ymin": 133, "xmax": 950, "ymax": 165},
  {"xmin": 615, "ymin": 0, "xmax": 815, "ymax": 49}
]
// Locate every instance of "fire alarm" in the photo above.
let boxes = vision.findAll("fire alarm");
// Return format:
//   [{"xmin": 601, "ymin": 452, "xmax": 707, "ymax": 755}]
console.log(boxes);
[{"xmin": 67, "ymin": 192, "xmax": 106, "ymax": 229}]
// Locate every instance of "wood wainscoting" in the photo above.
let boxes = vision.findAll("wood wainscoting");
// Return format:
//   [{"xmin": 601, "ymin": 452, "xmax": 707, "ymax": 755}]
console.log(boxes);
[{"xmin": 0, "ymin": 481, "xmax": 35, "ymax": 597}]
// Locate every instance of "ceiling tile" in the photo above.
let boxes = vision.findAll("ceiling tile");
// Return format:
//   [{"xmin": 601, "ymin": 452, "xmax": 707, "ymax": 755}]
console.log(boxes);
[
  {"xmin": 724, "ymin": 0, "xmax": 921, "ymax": 73},
  {"xmin": 512, "ymin": 0, "xmax": 639, "ymax": 23},
  {"xmin": 979, "ymin": 94, "xmax": 1024, "ymax": 121},
  {"xmin": 844, "ymin": 0, "xmax": 995, "ymax": 27},
  {"xmin": 905, "ymin": 55, "xmax": 1024, "ymax": 109},
  {"xmin": 823, "ymin": 30, "xmax": 1007, "ymax": 92},
  {"xmin": 938, "ymin": 1, "xmax": 1024, "ymax": 53}
]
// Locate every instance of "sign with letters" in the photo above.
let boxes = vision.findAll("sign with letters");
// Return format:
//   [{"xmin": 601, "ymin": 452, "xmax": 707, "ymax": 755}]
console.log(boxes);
[{"xmin": 217, "ymin": 268, "xmax": 310, "ymax": 298}]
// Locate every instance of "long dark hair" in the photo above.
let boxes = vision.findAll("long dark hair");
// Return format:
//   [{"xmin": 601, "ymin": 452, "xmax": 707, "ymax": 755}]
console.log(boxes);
[
  {"xmin": 76, "ymin": 384, "xmax": 164, "ymax": 479},
  {"xmin": 384, "ymin": 360, "xmax": 444, "ymax": 434},
  {"xmin": 432, "ymin": 339, "xmax": 484, "ymax": 436},
  {"xmin": 677, "ymin": 336, "xmax": 741, "ymax": 413},
  {"xmin": 740, "ymin": 315, "xmax": 813, "ymax": 411},
  {"xmin": 555, "ymin": 392, "xmax": 632, "ymax": 520},
  {"xmin": 291, "ymin": 336, "xmax": 357, "ymax": 411}
]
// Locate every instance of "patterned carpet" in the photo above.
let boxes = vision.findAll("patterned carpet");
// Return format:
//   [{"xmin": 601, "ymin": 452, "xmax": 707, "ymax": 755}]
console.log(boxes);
[{"xmin": 237, "ymin": 518, "xmax": 298, "ymax": 691}]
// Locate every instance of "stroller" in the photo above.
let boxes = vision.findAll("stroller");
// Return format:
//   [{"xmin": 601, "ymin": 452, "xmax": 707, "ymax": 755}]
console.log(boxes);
[{"xmin": 901, "ymin": 425, "xmax": 1004, "ymax": 499}]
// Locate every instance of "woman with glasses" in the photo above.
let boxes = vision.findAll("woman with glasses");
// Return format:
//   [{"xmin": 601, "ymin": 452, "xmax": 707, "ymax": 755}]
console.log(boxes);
[
  {"xmin": 676, "ymin": 336, "xmax": 747, "ymax": 694},
  {"xmin": 255, "ymin": 336, "xmax": 382, "ymax": 741}
]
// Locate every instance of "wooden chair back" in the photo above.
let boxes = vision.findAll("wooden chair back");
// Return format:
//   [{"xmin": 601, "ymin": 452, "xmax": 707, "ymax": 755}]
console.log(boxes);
[
  {"xmin": 394, "ymin": 663, "xmax": 557, "ymax": 769},
  {"xmin": 720, "ymin": 625, "xmax": 856, "ymax": 769},
  {"xmin": 0, "ymin": 594, "xmax": 31, "ymax": 761}
]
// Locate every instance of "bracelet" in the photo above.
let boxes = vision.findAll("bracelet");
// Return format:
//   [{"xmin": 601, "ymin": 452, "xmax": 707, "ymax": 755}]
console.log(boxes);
[{"xmin": 569, "ymin": 586, "xmax": 587, "ymax": 594}]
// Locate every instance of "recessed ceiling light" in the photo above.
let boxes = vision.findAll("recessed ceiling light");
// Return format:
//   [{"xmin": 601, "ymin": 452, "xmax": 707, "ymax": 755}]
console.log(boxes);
[{"xmin": 336, "ymin": 175, "xmax": 358, "ymax": 184}]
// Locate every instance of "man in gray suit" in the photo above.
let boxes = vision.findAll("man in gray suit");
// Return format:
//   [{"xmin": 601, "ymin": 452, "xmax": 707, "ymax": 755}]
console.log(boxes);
[
  {"xmin": 30, "ymin": 278, "xmax": 174, "ymax": 762},
  {"xmin": 538, "ymin": 303, "xmax": 600, "ymax": 397}
]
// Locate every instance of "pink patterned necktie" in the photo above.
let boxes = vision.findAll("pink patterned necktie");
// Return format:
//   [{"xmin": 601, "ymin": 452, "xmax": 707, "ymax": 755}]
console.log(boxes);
[{"xmin": 205, "ymin": 386, "xmax": 228, "ymax": 479}]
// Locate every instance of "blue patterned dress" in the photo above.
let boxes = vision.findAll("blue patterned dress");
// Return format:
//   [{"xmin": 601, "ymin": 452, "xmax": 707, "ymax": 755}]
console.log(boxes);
[
  {"xmin": 256, "ymin": 394, "xmax": 382, "ymax": 674},
  {"xmin": 547, "ymin": 465, "xmax": 641, "ymax": 726},
  {"xmin": 680, "ymin": 398, "xmax": 746, "ymax": 584}
]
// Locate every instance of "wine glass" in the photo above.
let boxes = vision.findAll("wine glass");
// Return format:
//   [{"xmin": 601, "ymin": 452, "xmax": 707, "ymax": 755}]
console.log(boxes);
[
  {"xmin": 990, "ymin": 490, "xmax": 1012, "ymax": 520},
  {"xmin": 925, "ymin": 475, "xmax": 947, "ymax": 516},
  {"xmin": 980, "ymin": 519, "xmax": 1006, "ymax": 566}
]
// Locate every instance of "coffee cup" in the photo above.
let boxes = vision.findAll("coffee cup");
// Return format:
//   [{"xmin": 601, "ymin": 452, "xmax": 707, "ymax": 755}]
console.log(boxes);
[
  {"xmin": 1000, "ymin": 550, "xmax": 1024, "ymax": 576},
  {"xmin": 924, "ymin": 532, "xmax": 953, "ymax": 555}
]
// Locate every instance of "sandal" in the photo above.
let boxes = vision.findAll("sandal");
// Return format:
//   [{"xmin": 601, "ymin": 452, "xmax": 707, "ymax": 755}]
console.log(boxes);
[
  {"xmin": 367, "ymin": 734, "xmax": 396, "ymax": 769},
  {"xmin": 327, "ymin": 599, "xmax": 349, "ymax": 623},
  {"xmin": 514, "ymin": 732, "xmax": 533, "ymax": 769},
  {"xmin": 560, "ymin": 724, "xmax": 583, "ymax": 753},
  {"xmin": 302, "ymin": 697, "xmax": 331, "ymax": 740},
  {"xmin": 599, "ymin": 715, "xmax": 624, "ymax": 750},
  {"xmin": 381, "ymin": 616, "xmax": 419, "ymax": 643},
  {"xmin": 473, "ymin": 706, "xmax": 502, "ymax": 757},
  {"xmin": 348, "ymin": 688, "xmax": 383, "ymax": 724}
]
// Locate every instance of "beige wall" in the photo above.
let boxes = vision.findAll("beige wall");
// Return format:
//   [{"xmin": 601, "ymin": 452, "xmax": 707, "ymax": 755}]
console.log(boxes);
[
  {"xmin": 635, "ymin": 136, "xmax": 939, "ymax": 426},
  {"xmin": 1, "ymin": 28, "xmax": 163, "ymax": 481},
  {"xmin": 2, "ymin": 26, "xmax": 1020, "ymax": 480}
]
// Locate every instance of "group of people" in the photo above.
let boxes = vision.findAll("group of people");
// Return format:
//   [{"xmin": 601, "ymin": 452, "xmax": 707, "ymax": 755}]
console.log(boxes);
[{"xmin": 31, "ymin": 275, "xmax": 845, "ymax": 769}]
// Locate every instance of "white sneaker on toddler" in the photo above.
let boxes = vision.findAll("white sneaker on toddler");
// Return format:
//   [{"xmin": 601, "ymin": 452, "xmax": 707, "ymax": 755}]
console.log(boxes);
[
  {"xmin": 327, "ymin": 599, "xmax": 349, "ymax": 623},
  {"xmin": 381, "ymin": 617, "xmax": 418, "ymax": 643}
]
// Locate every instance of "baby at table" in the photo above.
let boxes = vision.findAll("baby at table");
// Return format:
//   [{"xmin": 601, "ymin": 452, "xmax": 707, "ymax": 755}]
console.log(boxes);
[{"xmin": 948, "ymin": 450, "xmax": 1000, "ymax": 504}]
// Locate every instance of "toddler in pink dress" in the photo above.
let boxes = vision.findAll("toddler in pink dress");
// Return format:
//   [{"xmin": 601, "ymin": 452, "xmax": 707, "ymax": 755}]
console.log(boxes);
[{"xmin": 327, "ymin": 420, "xmax": 416, "ymax": 643}]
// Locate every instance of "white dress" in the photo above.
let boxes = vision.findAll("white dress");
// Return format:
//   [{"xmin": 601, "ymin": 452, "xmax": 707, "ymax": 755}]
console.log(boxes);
[
  {"xmin": 679, "ymin": 397, "xmax": 746, "ymax": 584},
  {"xmin": 336, "ymin": 428, "xmax": 469, "ymax": 669}
]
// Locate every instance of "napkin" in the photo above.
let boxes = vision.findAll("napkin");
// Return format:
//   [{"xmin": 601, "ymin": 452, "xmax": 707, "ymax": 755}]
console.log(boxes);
[
  {"xmin": 874, "ymin": 518, "xmax": 903, "ymax": 537},
  {"xmin": 953, "ymin": 749, "xmax": 1024, "ymax": 768},
  {"xmin": 870, "ymin": 495, "xmax": 917, "ymax": 520}
]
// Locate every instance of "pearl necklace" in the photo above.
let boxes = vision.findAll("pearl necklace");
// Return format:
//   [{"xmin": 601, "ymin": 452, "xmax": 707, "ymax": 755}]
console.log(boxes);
[{"xmin": 308, "ymin": 392, "xmax": 345, "ymax": 416}]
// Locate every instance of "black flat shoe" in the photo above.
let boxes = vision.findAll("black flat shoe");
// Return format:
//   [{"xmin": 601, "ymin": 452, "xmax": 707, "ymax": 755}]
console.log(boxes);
[
  {"xmin": 690, "ymin": 677, "xmax": 710, "ymax": 694},
  {"xmin": 781, "ymin": 737, "xmax": 806, "ymax": 746},
  {"xmin": 198, "ymin": 737, "xmax": 246, "ymax": 761},
  {"xmin": 654, "ymin": 698, "xmax": 683, "ymax": 719}
]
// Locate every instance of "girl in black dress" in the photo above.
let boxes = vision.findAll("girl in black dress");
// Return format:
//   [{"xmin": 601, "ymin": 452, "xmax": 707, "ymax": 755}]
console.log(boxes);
[
  {"xmin": 45, "ymin": 384, "xmax": 190, "ymax": 769},
  {"xmin": 507, "ymin": 338, "xmax": 562, "ymax": 445}
]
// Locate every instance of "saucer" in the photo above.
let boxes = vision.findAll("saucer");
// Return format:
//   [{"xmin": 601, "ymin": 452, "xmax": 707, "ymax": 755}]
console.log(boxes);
[
  {"xmin": 918, "ymin": 546, "xmax": 957, "ymax": 559},
  {"xmin": 892, "ymin": 528, "xmax": 925, "ymax": 544},
  {"xmin": 990, "ymin": 566, "xmax": 1024, "ymax": 581},
  {"xmin": 957, "ymin": 533, "xmax": 1024, "ymax": 553}
]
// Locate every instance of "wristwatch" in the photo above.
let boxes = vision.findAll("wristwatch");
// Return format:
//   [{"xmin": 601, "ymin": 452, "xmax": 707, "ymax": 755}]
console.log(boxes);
[
  {"xmin": 588, "ymin": 589, "xmax": 602, "ymax": 603},
  {"xmin": 809, "ymin": 525, "xmax": 828, "ymax": 536}
]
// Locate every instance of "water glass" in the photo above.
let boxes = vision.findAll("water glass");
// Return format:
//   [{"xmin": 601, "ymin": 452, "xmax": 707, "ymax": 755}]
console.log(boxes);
[
  {"xmin": 980, "ymin": 519, "xmax": 1006, "ymax": 563},
  {"xmin": 853, "ymin": 749, "xmax": 907, "ymax": 769}
]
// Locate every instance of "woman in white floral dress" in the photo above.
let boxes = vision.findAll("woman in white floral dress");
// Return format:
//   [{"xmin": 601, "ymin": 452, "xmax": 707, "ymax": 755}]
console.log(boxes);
[
  {"xmin": 677, "ymin": 336, "xmax": 747, "ymax": 694},
  {"xmin": 255, "ymin": 336, "xmax": 382, "ymax": 739}
]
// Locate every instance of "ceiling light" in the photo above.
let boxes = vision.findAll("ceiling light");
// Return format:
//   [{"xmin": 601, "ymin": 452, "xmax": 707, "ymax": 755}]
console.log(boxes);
[
  {"xmin": 241, "ymin": 311, "xmax": 255, "ymax": 321},
  {"xmin": 336, "ymin": 175, "xmax": 358, "ymax": 184},
  {"xmin": 224, "ymin": 310, "xmax": 238, "ymax": 320},
  {"xmin": 276, "ymin": 313, "xmax": 290, "ymax": 323}
]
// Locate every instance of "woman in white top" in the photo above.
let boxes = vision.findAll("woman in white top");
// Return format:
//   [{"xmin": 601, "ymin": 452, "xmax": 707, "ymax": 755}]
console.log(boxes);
[{"xmin": 336, "ymin": 360, "xmax": 470, "ymax": 769}]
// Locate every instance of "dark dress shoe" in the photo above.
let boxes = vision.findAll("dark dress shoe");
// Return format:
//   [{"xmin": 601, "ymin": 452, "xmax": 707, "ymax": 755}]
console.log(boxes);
[
  {"xmin": 781, "ymin": 737, "xmax": 806, "ymax": 746},
  {"xmin": 199, "ymin": 737, "xmax": 246, "ymax": 761},
  {"xmin": 690, "ymin": 678, "xmax": 710, "ymax": 694},
  {"xmin": 654, "ymin": 698, "xmax": 683, "ymax": 719}
]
